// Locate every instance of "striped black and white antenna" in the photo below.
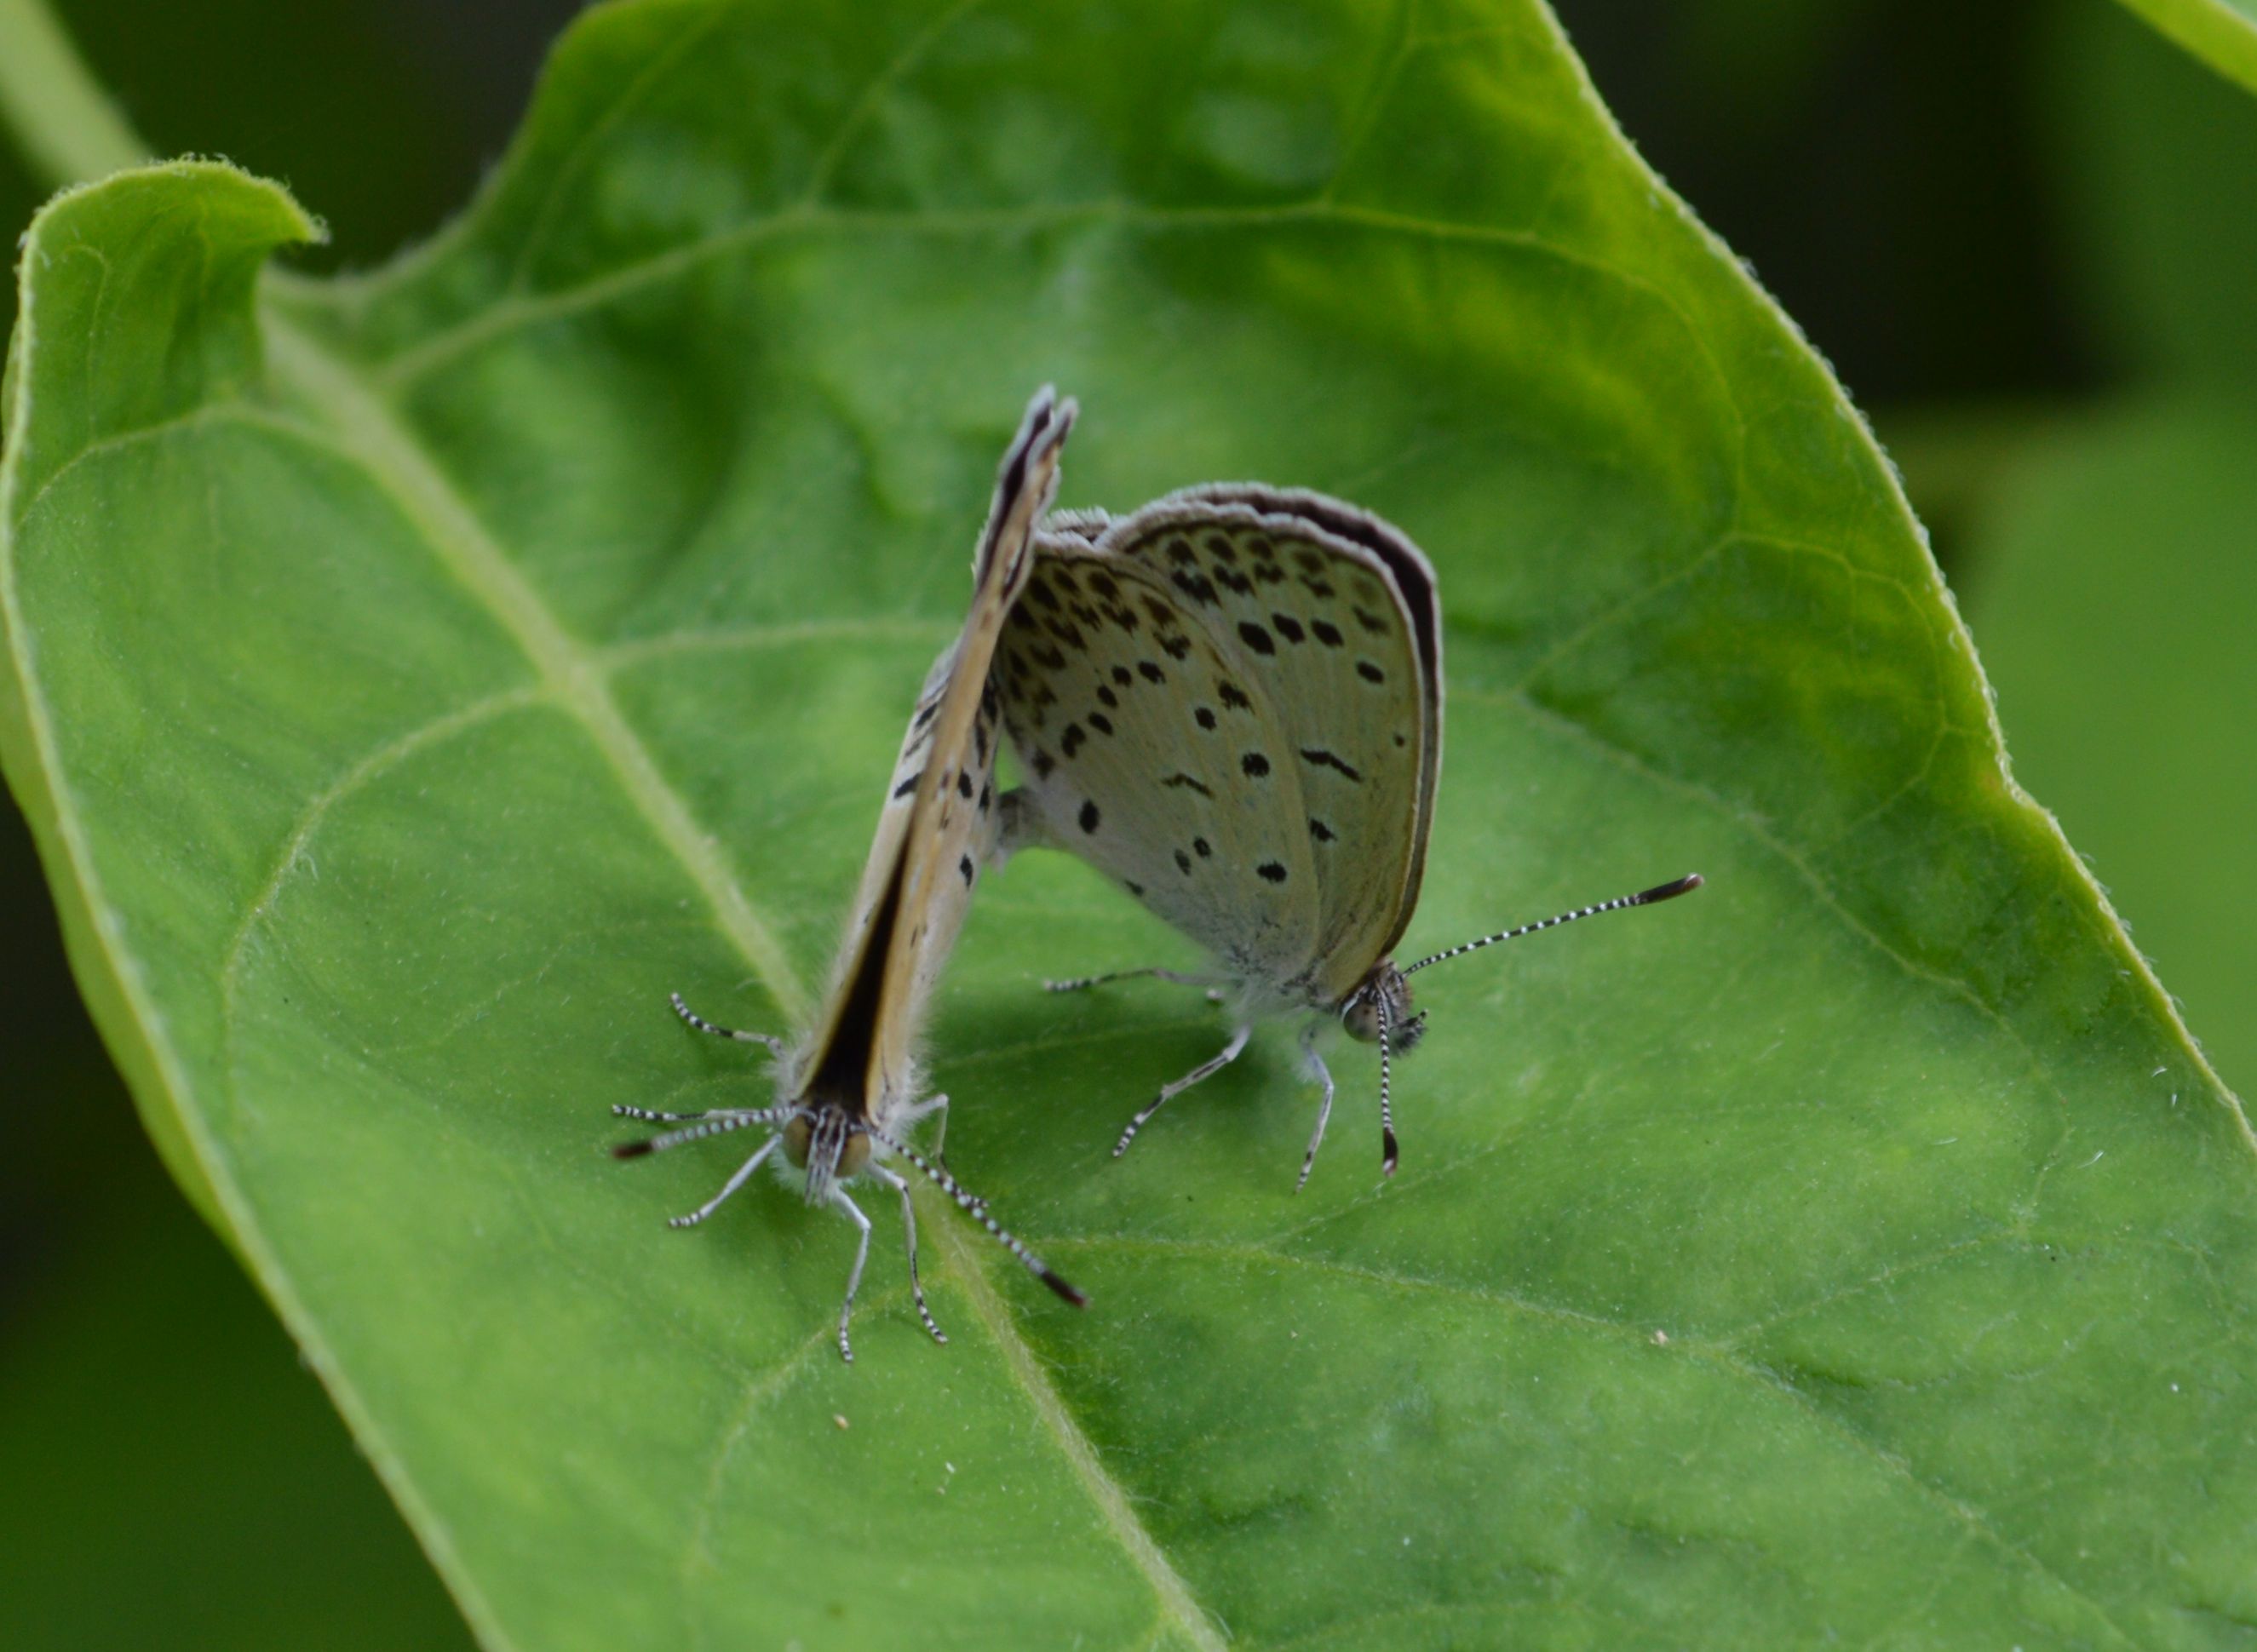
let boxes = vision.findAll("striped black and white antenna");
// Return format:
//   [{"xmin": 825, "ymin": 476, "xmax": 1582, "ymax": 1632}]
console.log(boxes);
[{"xmin": 1403, "ymin": 874, "xmax": 1703, "ymax": 977}]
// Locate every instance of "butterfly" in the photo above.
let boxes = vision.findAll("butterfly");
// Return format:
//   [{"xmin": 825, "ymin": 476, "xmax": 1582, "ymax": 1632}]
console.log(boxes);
[
  {"xmin": 992, "ymin": 482, "xmax": 1700, "ymax": 1188},
  {"xmin": 613, "ymin": 388, "xmax": 1087, "ymax": 1362}
]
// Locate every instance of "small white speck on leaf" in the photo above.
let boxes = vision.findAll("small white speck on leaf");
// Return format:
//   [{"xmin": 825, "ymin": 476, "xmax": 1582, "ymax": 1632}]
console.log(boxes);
[
  {"xmin": 832, "ymin": 1414, "xmax": 849, "ymax": 1431},
  {"xmin": 1652, "ymin": 1329, "xmax": 1669, "ymax": 1346}
]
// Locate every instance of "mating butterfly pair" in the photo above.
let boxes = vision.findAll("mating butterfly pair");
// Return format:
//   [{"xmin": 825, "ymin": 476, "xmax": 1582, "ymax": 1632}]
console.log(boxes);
[{"xmin": 612, "ymin": 388, "xmax": 1699, "ymax": 1359}]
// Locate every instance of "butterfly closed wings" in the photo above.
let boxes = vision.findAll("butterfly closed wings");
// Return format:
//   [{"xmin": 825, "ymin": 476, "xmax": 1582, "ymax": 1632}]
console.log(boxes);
[
  {"xmin": 613, "ymin": 389, "xmax": 1086, "ymax": 1362},
  {"xmin": 994, "ymin": 483, "xmax": 1700, "ymax": 1187}
]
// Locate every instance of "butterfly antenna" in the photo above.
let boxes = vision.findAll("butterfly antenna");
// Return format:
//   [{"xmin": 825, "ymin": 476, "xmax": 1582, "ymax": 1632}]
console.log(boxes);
[
  {"xmin": 1375, "ymin": 993, "xmax": 1400, "ymax": 1177},
  {"xmin": 1403, "ymin": 875, "xmax": 1703, "ymax": 976},
  {"xmin": 863, "ymin": 1123, "xmax": 1089, "ymax": 1308},
  {"xmin": 609, "ymin": 1105, "xmax": 792, "ymax": 1159}
]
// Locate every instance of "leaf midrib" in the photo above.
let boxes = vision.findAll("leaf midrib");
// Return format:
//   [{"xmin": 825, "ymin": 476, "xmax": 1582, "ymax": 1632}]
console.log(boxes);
[
  {"xmin": 257, "ymin": 309, "xmax": 1230, "ymax": 1652},
  {"xmin": 261, "ymin": 315, "xmax": 808, "ymax": 1028}
]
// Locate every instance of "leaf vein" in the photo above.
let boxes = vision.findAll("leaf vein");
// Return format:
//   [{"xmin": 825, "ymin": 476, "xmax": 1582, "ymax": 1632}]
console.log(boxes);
[{"xmin": 261, "ymin": 316, "xmax": 812, "ymax": 1025}]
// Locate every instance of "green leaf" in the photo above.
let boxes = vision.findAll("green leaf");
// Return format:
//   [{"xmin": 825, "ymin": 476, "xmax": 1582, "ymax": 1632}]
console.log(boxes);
[
  {"xmin": 2106, "ymin": 0, "xmax": 2257, "ymax": 99},
  {"xmin": 3, "ymin": 3, "xmax": 2251, "ymax": 1647},
  {"xmin": 1962, "ymin": 397, "xmax": 2257, "ymax": 1098}
]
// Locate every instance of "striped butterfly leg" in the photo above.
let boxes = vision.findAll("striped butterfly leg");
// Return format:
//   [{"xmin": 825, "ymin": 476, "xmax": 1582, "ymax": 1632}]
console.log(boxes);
[
  {"xmin": 1114, "ymin": 1024, "xmax": 1254, "ymax": 1158},
  {"xmin": 894, "ymin": 1091, "xmax": 966, "ymax": 1186},
  {"xmin": 824, "ymin": 1183, "xmax": 876, "ymax": 1364},
  {"xmin": 609, "ymin": 1106, "xmax": 795, "ymax": 1226},
  {"xmin": 1044, "ymin": 967, "xmax": 1227, "ymax": 1006},
  {"xmin": 866, "ymin": 1162, "xmax": 949, "ymax": 1347}
]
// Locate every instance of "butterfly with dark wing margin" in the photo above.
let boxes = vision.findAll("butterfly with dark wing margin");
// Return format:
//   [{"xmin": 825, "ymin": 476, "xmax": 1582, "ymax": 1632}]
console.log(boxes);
[
  {"xmin": 612, "ymin": 389, "xmax": 1087, "ymax": 1362},
  {"xmin": 995, "ymin": 482, "xmax": 1700, "ymax": 1189}
]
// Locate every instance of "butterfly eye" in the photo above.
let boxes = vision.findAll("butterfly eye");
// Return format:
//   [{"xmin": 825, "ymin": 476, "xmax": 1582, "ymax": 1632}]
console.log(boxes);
[{"xmin": 780, "ymin": 1114, "xmax": 815, "ymax": 1168}]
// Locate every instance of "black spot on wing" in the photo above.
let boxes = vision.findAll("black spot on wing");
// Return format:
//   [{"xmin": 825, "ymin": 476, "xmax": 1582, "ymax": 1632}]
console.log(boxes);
[
  {"xmin": 1139, "ymin": 661, "xmax": 1166, "ymax": 684},
  {"xmin": 1272, "ymin": 613, "xmax": 1306, "ymax": 644},
  {"xmin": 1309, "ymin": 817, "xmax": 1335, "ymax": 843},
  {"xmin": 1257, "ymin": 861, "xmax": 1287, "ymax": 883},
  {"xmin": 1242, "ymin": 752, "xmax": 1271, "ymax": 778},
  {"xmin": 1357, "ymin": 659, "xmax": 1386, "ymax": 683},
  {"xmin": 1079, "ymin": 800, "xmax": 1100, "ymax": 834},
  {"xmin": 1301, "ymin": 748, "xmax": 1363, "ymax": 782},
  {"xmin": 1163, "ymin": 773, "xmax": 1213, "ymax": 797},
  {"xmin": 1194, "ymin": 706, "xmax": 1217, "ymax": 731},
  {"xmin": 1237, "ymin": 620, "xmax": 1275, "ymax": 656},
  {"xmin": 958, "ymin": 855, "xmax": 975, "ymax": 886}
]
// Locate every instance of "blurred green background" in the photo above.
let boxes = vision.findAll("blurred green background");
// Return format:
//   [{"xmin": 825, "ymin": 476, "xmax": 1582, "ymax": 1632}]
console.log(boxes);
[{"xmin": 2, "ymin": 1, "xmax": 2250, "ymax": 1644}]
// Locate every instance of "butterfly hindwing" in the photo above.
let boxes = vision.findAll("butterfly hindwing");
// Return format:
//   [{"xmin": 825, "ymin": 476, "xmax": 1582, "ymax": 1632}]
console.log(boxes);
[
  {"xmin": 996, "ymin": 487, "xmax": 1439, "ymax": 1009},
  {"xmin": 998, "ymin": 538, "xmax": 1318, "ymax": 989}
]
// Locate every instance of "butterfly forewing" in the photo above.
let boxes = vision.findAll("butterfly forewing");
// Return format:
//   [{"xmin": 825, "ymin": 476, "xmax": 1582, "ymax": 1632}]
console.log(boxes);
[
  {"xmin": 998, "ymin": 540, "xmax": 1318, "ymax": 986},
  {"xmin": 997, "ymin": 488, "xmax": 1440, "ymax": 1008},
  {"xmin": 800, "ymin": 392, "xmax": 1071, "ymax": 1111}
]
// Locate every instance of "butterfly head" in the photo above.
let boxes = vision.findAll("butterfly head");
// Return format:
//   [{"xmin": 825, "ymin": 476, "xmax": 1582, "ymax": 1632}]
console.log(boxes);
[
  {"xmin": 1341, "ymin": 963, "xmax": 1427, "ymax": 1052},
  {"xmin": 784, "ymin": 1104, "xmax": 870, "ymax": 1204}
]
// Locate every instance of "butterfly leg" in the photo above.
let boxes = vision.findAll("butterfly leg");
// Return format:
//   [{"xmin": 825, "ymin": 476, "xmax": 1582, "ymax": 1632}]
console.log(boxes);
[
  {"xmin": 868, "ymin": 1162, "xmax": 949, "ymax": 1347},
  {"xmin": 670, "ymin": 992, "xmax": 788, "ymax": 1057},
  {"xmin": 1114, "ymin": 1024, "xmax": 1254, "ymax": 1157},
  {"xmin": 664, "ymin": 1132, "xmax": 783, "ymax": 1229},
  {"xmin": 897, "ymin": 1092, "xmax": 954, "ymax": 1167},
  {"xmin": 828, "ymin": 1185, "xmax": 874, "ymax": 1364},
  {"xmin": 887, "ymin": 1094, "xmax": 991, "ymax": 1216},
  {"xmin": 1295, "ymin": 1023, "xmax": 1337, "ymax": 1194},
  {"xmin": 1046, "ymin": 967, "xmax": 1227, "ymax": 1005}
]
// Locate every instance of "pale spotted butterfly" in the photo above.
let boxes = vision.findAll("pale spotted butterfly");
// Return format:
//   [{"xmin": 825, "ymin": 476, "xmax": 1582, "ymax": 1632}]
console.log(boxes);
[
  {"xmin": 613, "ymin": 390, "xmax": 1087, "ymax": 1361},
  {"xmin": 994, "ymin": 481, "xmax": 1700, "ymax": 1188}
]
